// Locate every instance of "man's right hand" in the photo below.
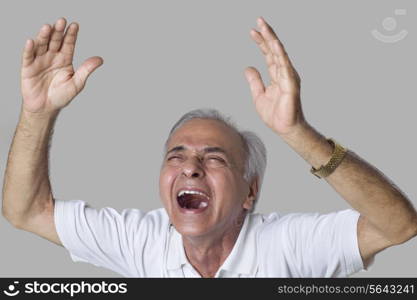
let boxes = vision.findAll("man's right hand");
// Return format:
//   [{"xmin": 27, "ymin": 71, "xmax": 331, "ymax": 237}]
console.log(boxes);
[{"xmin": 21, "ymin": 17, "xmax": 103, "ymax": 116}]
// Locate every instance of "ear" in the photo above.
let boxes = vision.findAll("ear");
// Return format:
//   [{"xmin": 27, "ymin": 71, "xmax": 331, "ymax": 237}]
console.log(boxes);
[{"xmin": 243, "ymin": 177, "xmax": 259, "ymax": 211}]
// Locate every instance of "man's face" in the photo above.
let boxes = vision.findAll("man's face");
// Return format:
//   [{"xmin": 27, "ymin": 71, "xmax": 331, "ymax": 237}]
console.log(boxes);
[{"xmin": 159, "ymin": 118, "xmax": 255, "ymax": 238}]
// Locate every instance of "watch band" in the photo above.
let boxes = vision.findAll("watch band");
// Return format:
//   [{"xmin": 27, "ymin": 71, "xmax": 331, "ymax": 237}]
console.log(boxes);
[{"xmin": 310, "ymin": 138, "xmax": 348, "ymax": 179}]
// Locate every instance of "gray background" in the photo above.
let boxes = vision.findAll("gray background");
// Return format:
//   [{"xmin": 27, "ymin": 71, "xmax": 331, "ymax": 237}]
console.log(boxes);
[{"xmin": 1, "ymin": 0, "xmax": 416, "ymax": 277}]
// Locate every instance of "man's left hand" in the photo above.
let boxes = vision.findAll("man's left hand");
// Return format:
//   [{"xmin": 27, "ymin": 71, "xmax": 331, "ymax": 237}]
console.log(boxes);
[{"xmin": 245, "ymin": 17, "xmax": 306, "ymax": 137}]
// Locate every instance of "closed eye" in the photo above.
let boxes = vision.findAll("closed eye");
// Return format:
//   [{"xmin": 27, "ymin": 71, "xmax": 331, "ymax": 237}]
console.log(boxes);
[
  {"xmin": 167, "ymin": 156, "xmax": 182, "ymax": 161},
  {"xmin": 207, "ymin": 156, "xmax": 226, "ymax": 163}
]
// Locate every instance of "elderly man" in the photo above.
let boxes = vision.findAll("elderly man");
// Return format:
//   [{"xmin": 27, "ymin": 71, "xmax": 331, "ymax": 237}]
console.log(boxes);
[{"xmin": 2, "ymin": 17, "xmax": 417, "ymax": 278}]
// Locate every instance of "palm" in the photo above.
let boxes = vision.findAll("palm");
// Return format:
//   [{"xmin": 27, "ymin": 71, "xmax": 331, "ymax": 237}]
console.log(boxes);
[
  {"xmin": 22, "ymin": 51, "xmax": 77, "ymax": 112},
  {"xmin": 20, "ymin": 18, "xmax": 103, "ymax": 114},
  {"xmin": 245, "ymin": 17, "xmax": 305, "ymax": 135},
  {"xmin": 254, "ymin": 78, "xmax": 300, "ymax": 134}
]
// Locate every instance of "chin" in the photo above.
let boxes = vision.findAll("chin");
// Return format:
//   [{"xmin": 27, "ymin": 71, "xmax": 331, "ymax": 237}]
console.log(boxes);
[{"xmin": 171, "ymin": 217, "xmax": 213, "ymax": 238}]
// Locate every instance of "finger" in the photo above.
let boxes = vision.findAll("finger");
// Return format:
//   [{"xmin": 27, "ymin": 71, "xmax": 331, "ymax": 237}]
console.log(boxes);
[
  {"xmin": 271, "ymin": 41, "xmax": 294, "ymax": 69},
  {"xmin": 294, "ymin": 68, "xmax": 301, "ymax": 83},
  {"xmin": 250, "ymin": 29, "xmax": 275, "ymax": 68},
  {"xmin": 279, "ymin": 65, "xmax": 293, "ymax": 80},
  {"xmin": 257, "ymin": 17, "xmax": 291, "ymax": 68},
  {"xmin": 244, "ymin": 67, "xmax": 265, "ymax": 100},
  {"xmin": 72, "ymin": 56, "xmax": 104, "ymax": 93},
  {"xmin": 22, "ymin": 39, "xmax": 35, "ymax": 67},
  {"xmin": 34, "ymin": 24, "xmax": 52, "ymax": 56},
  {"xmin": 268, "ymin": 64, "xmax": 279, "ymax": 85},
  {"xmin": 48, "ymin": 17, "xmax": 67, "ymax": 52},
  {"xmin": 251, "ymin": 28, "xmax": 281, "ymax": 83},
  {"xmin": 257, "ymin": 17, "xmax": 285, "ymax": 55},
  {"xmin": 250, "ymin": 29, "xmax": 269, "ymax": 56},
  {"xmin": 60, "ymin": 22, "xmax": 79, "ymax": 58}
]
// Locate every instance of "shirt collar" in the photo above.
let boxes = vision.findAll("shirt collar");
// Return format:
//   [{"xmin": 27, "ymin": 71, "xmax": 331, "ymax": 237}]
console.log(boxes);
[
  {"xmin": 166, "ymin": 224, "xmax": 189, "ymax": 270},
  {"xmin": 166, "ymin": 213, "xmax": 258, "ymax": 276}
]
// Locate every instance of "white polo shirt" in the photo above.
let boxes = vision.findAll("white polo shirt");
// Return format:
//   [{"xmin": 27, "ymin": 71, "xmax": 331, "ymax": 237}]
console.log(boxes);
[{"xmin": 54, "ymin": 199, "xmax": 366, "ymax": 277}]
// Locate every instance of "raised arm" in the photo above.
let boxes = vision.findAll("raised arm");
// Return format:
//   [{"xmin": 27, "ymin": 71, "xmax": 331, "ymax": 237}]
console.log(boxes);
[
  {"xmin": 2, "ymin": 17, "xmax": 103, "ymax": 245},
  {"xmin": 244, "ymin": 17, "xmax": 417, "ymax": 268}
]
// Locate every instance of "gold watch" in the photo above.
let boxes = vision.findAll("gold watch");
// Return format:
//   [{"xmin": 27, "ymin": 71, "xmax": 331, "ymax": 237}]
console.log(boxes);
[{"xmin": 310, "ymin": 138, "xmax": 348, "ymax": 179}]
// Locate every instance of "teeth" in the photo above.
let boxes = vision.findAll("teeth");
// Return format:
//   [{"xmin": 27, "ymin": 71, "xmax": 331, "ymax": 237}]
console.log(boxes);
[
  {"xmin": 199, "ymin": 202, "xmax": 208, "ymax": 208},
  {"xmin": 178, "ymin": 190, "xmax": 209, "ymax": 199}
]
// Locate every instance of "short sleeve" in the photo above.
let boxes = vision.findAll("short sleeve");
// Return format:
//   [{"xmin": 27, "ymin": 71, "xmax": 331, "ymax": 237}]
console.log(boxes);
[
  {"xmin": 259, "ymin": 209, "xmax": 365, "ymax": 277},
  {"xmin": 54, "ymin": 199, "xmax": 168, "ymax": 277}
]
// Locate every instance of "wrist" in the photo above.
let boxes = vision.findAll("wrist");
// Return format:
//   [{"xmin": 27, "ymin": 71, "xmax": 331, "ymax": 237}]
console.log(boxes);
[
  {"xmin": 20, "ymin": 106, "xmax": 60, "ymax": 122},
  {"xmin": 278, "ymin": 120, "xmax": 312, "ymax": 143},
  {"xmin": 279, "ymin": 122, "xmax": 334, "ymax": 169},
  {"xmin": 18, "ymin": 107, "xmax": 59, "ymax": 138}
]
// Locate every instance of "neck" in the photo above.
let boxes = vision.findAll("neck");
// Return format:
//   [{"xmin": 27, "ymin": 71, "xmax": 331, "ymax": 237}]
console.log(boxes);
[{"xmin": 182, "ymin": 212, "xmax": 247, "ymax": 278}]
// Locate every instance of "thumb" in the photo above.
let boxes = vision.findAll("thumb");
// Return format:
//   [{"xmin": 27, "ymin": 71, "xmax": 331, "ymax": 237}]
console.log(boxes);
[
  {"xmin": 73, "ymin": 56, "xmax": 104, "ymax": 93},
  {"xmin": 244, "ymin": 66, "xmax": 265, "ymax": 100}
]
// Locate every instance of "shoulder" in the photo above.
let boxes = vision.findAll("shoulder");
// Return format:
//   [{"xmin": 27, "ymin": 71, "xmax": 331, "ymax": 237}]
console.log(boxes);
[
  {"xmin": 252, "ymin": 209, "xmax": 362, "ymax": 277},
  {"xmin": 134, "ymin": 207, "xmax": 170, "ymax": 236},
  {"xmin": 55, "ymin": 199, "xmax": 171, "ymax": 238},
  {"xmin": 252, "ymin": 209, "xmax": 359, "ymax": 239}
]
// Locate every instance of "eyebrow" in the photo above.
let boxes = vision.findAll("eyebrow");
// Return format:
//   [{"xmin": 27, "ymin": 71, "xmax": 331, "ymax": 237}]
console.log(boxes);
[{"xmin": 165, "ymin": 145, "xmax": 228, "ymax": 157}]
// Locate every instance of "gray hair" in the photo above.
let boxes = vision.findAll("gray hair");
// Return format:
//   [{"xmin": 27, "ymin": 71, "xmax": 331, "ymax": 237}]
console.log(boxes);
[{"xmin": 163, "ymin": 108, "xmax": 267, "ymax": 211}]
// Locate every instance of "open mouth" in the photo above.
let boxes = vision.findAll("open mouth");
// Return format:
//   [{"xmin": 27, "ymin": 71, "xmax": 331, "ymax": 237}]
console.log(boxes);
[{"xmin": 176, "ymin": 189, "xmax": 210, "ymax": 212}]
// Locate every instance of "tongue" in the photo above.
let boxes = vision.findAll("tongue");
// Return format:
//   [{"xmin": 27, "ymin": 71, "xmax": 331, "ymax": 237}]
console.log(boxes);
[{"xmin": 183, "ymin": 194, "xmax": 207, "ymax": 209}]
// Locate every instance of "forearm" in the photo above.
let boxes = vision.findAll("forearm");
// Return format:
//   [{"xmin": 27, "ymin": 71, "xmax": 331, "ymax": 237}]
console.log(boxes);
[
  {"xmin": 281, "ymin": 122, "xmax": 417, "ymax": 244},
  {"xmin": 2, "ymin": 108, "xmax": 58, "ymax": 226}
]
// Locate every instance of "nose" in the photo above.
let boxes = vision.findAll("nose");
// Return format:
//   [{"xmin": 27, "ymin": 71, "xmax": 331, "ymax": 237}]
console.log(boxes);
[{"xmin": 182, "ymin": 158, "xmax": 204, "ymax": 178}]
